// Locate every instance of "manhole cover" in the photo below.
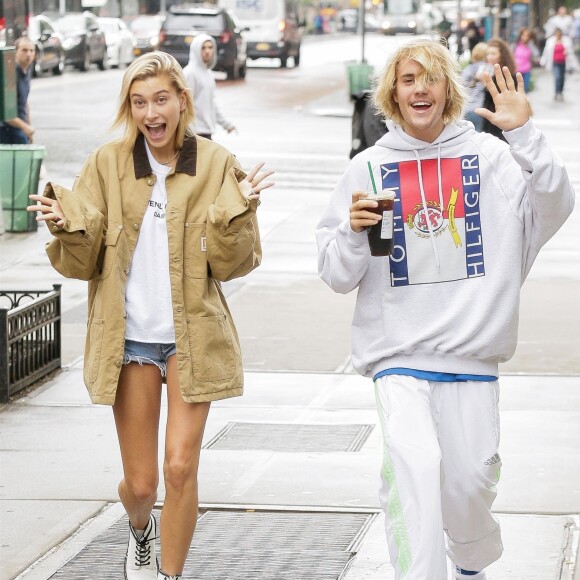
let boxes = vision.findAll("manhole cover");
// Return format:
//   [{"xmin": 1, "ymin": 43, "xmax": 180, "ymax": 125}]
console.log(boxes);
[
  {"xmin": 204, "ymin": 422, "xmax": 374, "ymax": 452},
  {"xmin": 50, "ymin": 509, "xmax": 376, "ymax": 580}
]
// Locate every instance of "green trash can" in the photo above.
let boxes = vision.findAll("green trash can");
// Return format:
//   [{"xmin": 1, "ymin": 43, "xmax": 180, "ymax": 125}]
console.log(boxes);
[
  {"xmin": 347, "ymin": 62, "xmax": 375, "ymax": 98},
  {"xmin": 0, "ymin": 144, "xmax": 45, "ymax": 232}
]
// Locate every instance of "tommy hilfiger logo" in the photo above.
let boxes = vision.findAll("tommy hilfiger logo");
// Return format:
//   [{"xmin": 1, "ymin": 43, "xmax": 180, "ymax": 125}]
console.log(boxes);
[{"xmin": 484, "ymin": 453, "xmax": 501, "ymax": 466}]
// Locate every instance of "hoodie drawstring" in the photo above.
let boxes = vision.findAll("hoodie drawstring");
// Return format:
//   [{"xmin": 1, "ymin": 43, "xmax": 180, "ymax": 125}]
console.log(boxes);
[{"xmin": 414, "ymin": 148, "xmax": 442, "ymax": 272}]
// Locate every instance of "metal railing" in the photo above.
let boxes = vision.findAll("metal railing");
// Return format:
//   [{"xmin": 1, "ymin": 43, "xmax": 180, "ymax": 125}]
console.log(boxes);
[{"xmin": 0, "ymin": 285, "xmax": 62, "ymax": 403}]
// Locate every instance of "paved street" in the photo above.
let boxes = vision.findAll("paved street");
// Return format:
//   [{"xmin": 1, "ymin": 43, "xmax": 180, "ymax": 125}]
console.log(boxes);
[{"xmin": 1, "ymin": 34, "xmax": 579, "ymax": 580}]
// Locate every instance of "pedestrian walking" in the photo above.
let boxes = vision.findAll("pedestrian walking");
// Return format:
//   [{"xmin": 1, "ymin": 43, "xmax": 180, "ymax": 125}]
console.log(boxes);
[
  {"xmin": 461, "ymin": 41, "xmax": 488, "ymax": 131},
  {"xmin": 540, "ymin": 28, "xmax": 576, "ymax": 100},
  {"xmin": 464, "ymin": 20, "xmax": 482, "ymax": 54},
  {"xmin": 511, "ymin": 27, "xmax": 539, "ymax": 92},
  {"xmin": 27, "ymin": 51, "xmax": 274, "ymax": 580},
  {"xmin": 316, "ymin": 38, "xmax": 574, "ymax": 580},
  {"xmin": 481, "ymin": 38, "xmax": 518, "ymax": 141},
  {"xmin": 0, "ymin": 36, "xmax": 35, "ymax": 144},
  {"xmin": 183, "ymin": 34, "xmax": 236, "ymax": 140},
  {"xmin": 544, "ymin": 5, "xmax": 574, "ymax": 38}
]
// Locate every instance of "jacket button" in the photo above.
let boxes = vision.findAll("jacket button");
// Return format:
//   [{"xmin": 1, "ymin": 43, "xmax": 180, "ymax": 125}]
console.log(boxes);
[
  {"xmin": 115, "ymin": 360, "xmax": 122, "ymax": 368},
  {"xmin": 117, "ymin": 224, "xmax": 123, "ymax": 230},
  {"xmin": 173, "ymin": 256, "xmax": 180, "ymax": 262},
  {"xmin": 176, "ymin": 306, "xmax": 183, "ymax": 312},
  {"xmin": 133, "ymin": 223, "xmax": 139, "ymax": 230},
  {"xmin": 147, "ymin": 178, "xmax": 154, "ymax": 186},
  {"xmin": 124, "ymin": 268, "xmax": 130, "ymax": 275}
]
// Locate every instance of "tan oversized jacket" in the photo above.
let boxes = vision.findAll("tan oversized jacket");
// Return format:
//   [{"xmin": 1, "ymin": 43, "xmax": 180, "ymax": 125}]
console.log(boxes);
[{"xmin": 44, "ymin": 134, "xmax": 261, "ymax": 405}]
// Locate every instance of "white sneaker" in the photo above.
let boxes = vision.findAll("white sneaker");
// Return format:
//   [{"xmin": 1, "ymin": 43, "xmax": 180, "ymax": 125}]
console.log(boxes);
[
  {"xmin": 125, "ymin": 514, "xmax": 158, "ymax": 579},
  {"xmin": 157, "ymin": 573, "xmax": 181, "ymax": 580}
]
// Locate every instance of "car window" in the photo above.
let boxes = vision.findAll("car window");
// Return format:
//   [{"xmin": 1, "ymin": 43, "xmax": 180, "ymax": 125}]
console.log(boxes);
[
  {"xmin": 164, "ymin": 13, "xmax": 224, "ymax": 34},
  {"xmin": 99, "ymin": 19, "xmax": 119, "ymax": 33},
  {"xmin": 55, "ymin": 14, "xmax": 85, "ymax": 33},
  {"xmin": 230, "ymin": 1, "xmax": 279, "ymax": 20},
  {"xmin": 129, "ymin": 16, "xmax": 163, "ymax": 35}
]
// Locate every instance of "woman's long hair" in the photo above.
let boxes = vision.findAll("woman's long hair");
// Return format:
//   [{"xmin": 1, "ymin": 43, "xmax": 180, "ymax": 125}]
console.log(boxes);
[{"xmin": 487, "ymin": 38, "xmax": 517, "ymax": 74}]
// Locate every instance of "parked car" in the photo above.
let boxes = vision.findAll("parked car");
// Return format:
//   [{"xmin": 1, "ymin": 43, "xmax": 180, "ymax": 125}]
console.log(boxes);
[
  {"xmin": 98, "ymin": 16, "xmax": 135, "ymax": 68},
  {"xmin": 158, "ymin": 4, "xmax": 247, "ymax": 80},
  {"xmin": 220, "ymin": 0, "xmax": 303, "ymax": 68},
  {"xmin": 338, "ymin": 9, "xmax": 381, "ymax": 34},
  {"xmin": 126, "ymin": 14, "xmax": 165, "ymax": 57},
  {"xmin": 50, "ymin": 11, "xmax": 107, "ymax": 71},
  {"xmin": 28, "ymin": 14, "xmax": 65, "ymax": 76}
]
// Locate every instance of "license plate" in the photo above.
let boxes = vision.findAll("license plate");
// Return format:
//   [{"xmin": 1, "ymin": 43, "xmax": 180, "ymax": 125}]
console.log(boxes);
[
  {"xmin": 185, "ymin": 36, "xmax": 194, "ymax": 44},
  {"xmin": 256, "ymin": 42, "xmax": 270, "ymax": 51}
]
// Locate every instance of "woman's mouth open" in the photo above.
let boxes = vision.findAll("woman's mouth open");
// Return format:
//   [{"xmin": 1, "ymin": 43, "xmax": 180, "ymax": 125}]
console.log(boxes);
[{"xmin": 147, "ymin": 123, "xmax": 166, "ymax": 139}]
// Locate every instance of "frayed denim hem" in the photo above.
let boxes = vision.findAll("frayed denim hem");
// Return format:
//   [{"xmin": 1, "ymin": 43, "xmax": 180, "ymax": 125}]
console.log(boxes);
[{"xmin": 122, "ymin": 354, "xmax": 168, "ymax": 378}]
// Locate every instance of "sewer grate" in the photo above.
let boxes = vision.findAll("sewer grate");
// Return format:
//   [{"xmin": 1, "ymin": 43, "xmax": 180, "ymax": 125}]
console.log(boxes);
[
  {"xmin": 49, "ymin": 509, "xmax": 375, "ymax": 579},
  {"xmin": 203, "ymin": 422, "xmax": 374, "ymax": 452}
]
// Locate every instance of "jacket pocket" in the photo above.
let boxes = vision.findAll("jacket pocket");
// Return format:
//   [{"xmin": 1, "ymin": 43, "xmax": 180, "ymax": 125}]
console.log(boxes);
[
  {"xmin": 85, "ymin": 319, "xmax": 105, "ymax": 385},
  {"xmin": 184, "ymin": 222, "xmax": 208, "ymax": 279},
  {"xmin": 99, "ymin": 226, "xmax": 121, "ymax": 280},
  {"xmin": 187, "ymin": 315, "xmax": 236, "ymax": 382}
]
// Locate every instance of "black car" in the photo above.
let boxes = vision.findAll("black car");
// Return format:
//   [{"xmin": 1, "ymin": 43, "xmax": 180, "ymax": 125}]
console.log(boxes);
[
  {"xmin": 158, "ymin": 5, "xmax": 247, "ymax": 80},
  {"xmin": 28, "ymin": 14, "xmax": 65, "ymax": 76},
  {"xmin": 50, "ymin": 11, "xmax": 108, "ymax": 71}
]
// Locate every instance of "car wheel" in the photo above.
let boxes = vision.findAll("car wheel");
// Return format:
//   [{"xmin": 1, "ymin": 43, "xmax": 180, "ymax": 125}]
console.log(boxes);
[
  {"xmin": 239, "ymin": 62, "xmax": 247, "ymax": 80},
  {"xmin": 226, "ymin": 61, "xmax": 238, "ymax": 80},
  {"xmin": 78, "ymin": 50, "xmax": 90, "ymax": 72},
  {"xmin": 53, "ymin": 56, "xmax": 65, "ymax": 76},
  {"xmin": 33, "ymin": 59, "xmax": 42, "ymax": 77},
  {"xmin": 294, "ymin": 47, "xmax": 301, "ymax": 67},
  {"xmin": 97, "ymin": 53, "xmax": 108, "ymax": 71},
  {"xmin": 280, "ymin": 51, "xmax": 288, "ymax": 68}
]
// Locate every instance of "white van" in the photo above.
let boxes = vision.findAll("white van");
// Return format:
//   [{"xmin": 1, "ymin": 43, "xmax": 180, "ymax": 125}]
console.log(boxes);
[{"xmin": 219, "ymin": 0, "xmax": 304, "ymax": 68}]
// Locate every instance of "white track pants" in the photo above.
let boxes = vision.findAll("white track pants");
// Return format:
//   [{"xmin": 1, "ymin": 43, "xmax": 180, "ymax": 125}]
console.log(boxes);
[{"xmin": 374, "ymin": 375, "xmax": 503, "ymax": 579}]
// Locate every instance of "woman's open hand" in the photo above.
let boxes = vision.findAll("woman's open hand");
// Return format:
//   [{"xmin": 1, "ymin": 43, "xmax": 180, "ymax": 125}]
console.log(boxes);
[
  {"xmin": 240, "ymin": 162, "xmax": 275, "ymax": 203},
  {"xmin": 27, "ymin": 194, "xmax": 66, "ymax": 228}
]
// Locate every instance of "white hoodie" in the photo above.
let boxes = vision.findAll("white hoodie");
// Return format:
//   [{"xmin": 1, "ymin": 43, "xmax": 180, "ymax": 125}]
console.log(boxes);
[
  {"xmin": 182, "ymin": 33, "xmax": 234, "ymax": 136},
  {"xmin": 316, "ymin": 119, "xmax": 575, "ymax": 379}
]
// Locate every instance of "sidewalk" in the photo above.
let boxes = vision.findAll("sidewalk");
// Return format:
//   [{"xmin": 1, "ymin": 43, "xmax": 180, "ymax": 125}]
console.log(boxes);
[{"xmin": 1, "ymin": 67, "xmax": 579, "ymax": 580}]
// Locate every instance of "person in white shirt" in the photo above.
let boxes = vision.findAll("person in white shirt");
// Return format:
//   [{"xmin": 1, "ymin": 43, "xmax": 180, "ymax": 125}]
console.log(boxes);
[
  {"xmin": 544, "ymin": 5, "xmax": 574, "ymax": 38},
  {"xmin": 317, "ymin": 39, "xmax": 574, "ymax": 580}
]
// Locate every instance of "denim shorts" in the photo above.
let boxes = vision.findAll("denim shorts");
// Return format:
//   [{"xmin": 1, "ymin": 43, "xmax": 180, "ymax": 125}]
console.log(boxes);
[{"xmin": 123, "ymin": 339, "xmax": 177, "ymax": 378}]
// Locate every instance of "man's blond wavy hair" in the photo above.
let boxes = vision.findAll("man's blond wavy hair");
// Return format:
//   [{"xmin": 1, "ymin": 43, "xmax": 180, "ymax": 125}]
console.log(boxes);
[
  {"xmin": 112, "ymin": 51, "xmax": 195, "ymax": 150},
  {"xmin": 374, "ymin": 39, "xmax": 466, "ymax": 126}
]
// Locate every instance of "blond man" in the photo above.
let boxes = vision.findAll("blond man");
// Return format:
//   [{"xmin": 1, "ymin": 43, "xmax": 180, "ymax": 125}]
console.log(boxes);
[{"xmin": 317, "ymin": 39, "xmax": 574, "ymax": 580}]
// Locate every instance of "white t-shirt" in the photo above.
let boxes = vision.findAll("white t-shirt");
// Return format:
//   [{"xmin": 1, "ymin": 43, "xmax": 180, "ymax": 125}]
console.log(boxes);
[{"xmin": 124, "ymin": 142, "xmax": 175, "ymax": 343}]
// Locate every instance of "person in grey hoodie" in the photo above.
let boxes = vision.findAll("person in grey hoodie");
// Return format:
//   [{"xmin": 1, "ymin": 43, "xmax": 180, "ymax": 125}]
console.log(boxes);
[
  {"xmin": 183, "ymin": 33, "xmax": 236, "ymax": 139},
  {"xmin": 317, "ymin": 39, "xmax": 574, "ymax": 580}
]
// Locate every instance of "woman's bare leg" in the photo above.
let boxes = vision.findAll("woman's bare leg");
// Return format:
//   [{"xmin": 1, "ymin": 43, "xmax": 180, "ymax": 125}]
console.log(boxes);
[
  {"xmin": 159, "ymin": 356, "xmax": 210, "ymax": 575},
  {"xmin": 113, "ymin": 362, "xmax": 162, "ymax": 530}
]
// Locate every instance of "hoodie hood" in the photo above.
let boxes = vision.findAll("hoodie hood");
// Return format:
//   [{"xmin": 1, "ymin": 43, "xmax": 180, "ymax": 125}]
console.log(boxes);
[
  {"xmin": 375, "ymin": 119, "xmax": 476, "ymax": 272},
  {"xmin": 187, "ymin": 33, "xmax": 217, "ymax": 70},
  {"xmin": 377, "ymin": 119, "xmax": 474, "ymax": 151}
]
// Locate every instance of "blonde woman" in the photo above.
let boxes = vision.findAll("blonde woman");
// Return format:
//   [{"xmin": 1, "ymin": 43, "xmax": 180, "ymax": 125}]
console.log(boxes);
[
  {"xmin": 317, "ymin": 39, "xmax": 574, "ymax": 580},
  {"xmin": 27, "ymin": 52, "xmax": 274, "ymax": 580},
  {"xmin": 461, "ymin": 41, "xmax": 488, "ymax": 131}
]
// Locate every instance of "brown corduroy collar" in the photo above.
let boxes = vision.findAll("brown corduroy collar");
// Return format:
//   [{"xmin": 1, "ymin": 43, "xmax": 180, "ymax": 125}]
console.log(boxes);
[{"xmin": 133, "ymin": 132, "xmax": 198, "ymax": 179}]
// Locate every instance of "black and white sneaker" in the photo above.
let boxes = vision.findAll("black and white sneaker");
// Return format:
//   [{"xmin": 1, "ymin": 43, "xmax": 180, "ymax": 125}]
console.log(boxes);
[
  {"xmin": 157, "ymin": 572, "xmax": 182, "ymax": 580},
  {"xmin": 124, "ymin": 514, "xmax": 158, "ymax": 579}
]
